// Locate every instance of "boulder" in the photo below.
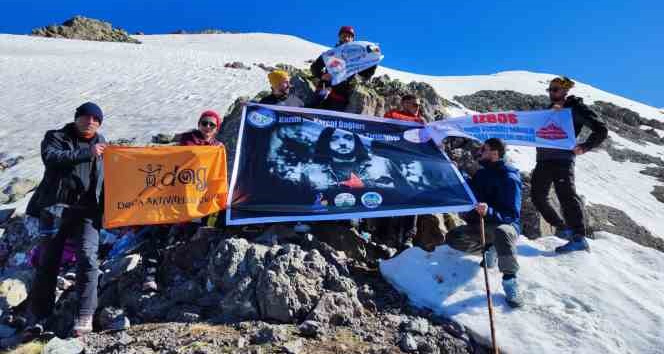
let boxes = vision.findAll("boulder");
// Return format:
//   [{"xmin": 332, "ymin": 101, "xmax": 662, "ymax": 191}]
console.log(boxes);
[{"xmin": 31, "ymin": 16, "xmax": 141, "ymax": 44}]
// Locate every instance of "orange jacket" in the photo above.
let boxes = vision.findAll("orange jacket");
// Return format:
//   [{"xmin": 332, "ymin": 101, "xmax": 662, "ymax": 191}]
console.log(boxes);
[{"xmin": 384, "ymin": 109, "xmax": 425, "ymax": 124}]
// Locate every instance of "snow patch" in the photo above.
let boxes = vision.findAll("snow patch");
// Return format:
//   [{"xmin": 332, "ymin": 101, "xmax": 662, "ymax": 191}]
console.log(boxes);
[{"xmin": 380, "ymin": 233, "xmax": 664, "ymax": 354}]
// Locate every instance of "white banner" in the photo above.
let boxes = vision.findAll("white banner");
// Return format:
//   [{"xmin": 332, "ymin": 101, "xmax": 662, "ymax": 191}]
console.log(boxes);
[
  {"xmin": 425, "ymin": 109, "xmax": 576, "ymax": 150},
  {"xmin": 322, "ymin": 41, "xmax": 384, "ymax": 86}
]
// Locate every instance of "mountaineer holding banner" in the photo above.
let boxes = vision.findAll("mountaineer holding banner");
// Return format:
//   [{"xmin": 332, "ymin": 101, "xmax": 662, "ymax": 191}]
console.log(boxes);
[
  {"xmin": 445, "ymin": 138, "xmax": 524, "ymax": 308},
  {"xmin": 178, "ymin": 110, "xmax": 224, "ymax": 146},
  {"xmin": 310, "ymin": 26, "xmax": 380, "ymax": 111},
  {"xmin": 22, "ymin": 102, "xmax": 107, "ymax": 337},
  {"xmin": 259, "ymin": 70, "xmax": 304, "ymax": 107},
  {"xmin": 532, "ymin": 77, "xmax": 608, "ymax": 254}
]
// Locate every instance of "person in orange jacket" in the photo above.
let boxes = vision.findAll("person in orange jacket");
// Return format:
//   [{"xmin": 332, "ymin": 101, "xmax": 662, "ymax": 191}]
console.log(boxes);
[{"xmin": 384, "ymin": 94, "xmax": 425, "ymax": 124}]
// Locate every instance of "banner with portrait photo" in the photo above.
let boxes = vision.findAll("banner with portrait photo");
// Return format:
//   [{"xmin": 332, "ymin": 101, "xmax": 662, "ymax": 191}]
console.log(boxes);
[
  {"xmin": 104, "ymin": 146, "xmax": 228, "ymax": 228},
  {"xmin": 226, "ymin": 104, "xmax": 476, "ymax": 225}
]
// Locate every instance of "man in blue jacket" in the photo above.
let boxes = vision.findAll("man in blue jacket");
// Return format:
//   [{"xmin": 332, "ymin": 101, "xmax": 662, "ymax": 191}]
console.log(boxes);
[{"xmin": 445, "ymin": 138, "xmax": 524, "ymax": 308}]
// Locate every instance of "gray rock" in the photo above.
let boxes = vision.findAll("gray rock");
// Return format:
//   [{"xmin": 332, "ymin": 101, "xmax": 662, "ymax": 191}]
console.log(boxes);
[
  {"xmin": 399, "ymin": 333, "xmax": 419, "ymax": 352},
  {"xmin": 306, "ymin": 292, "xmax": 364, "ymax": 326},
  {"xmin": 0, "ymin": 156, "xmax": 24, "ymax": 171},
  {"xmin": 403, "ymin": 317, "xmax": 430, "ymax": 335},
  {"xmin": 2, "ymin": 177, "xmax": 37, "ymax": 203},
  {"xmin": 31, "ymin": 16, "xmax": 141, "ymax": 44},
  {"xmin": 207, "ymin": 238, "xmax": 271, "ymax": 321},
  {"xmin": 152, "ymin": 133, "xmax": 175, "ymax": 144},
  {"xmin": 98, "ymin": 307, "xmax": 130, "ymax": 331},
  {"xmin": 297, "ymin": 320, "xmax": 323, "ymax": 338},
  {"xmin": 586, "ymin": 203, "xmax": 664, "ymax": 252},
  {"xmin": 224, "ymin": 61, "xmax": 251, "ymax": 70},
  {"xmin": 42, "ymin": 336, "xmax": 84, "ymax": 354},
  {"xmin": 282, "ymin": 338, "xmax": 305, "ymax": 354},
  {"xmin": 256, "ymin": 245, "xmax": 328, "ymax": 322},
  {"xmin": 101, "ymin": 254, "xmax": 142, "ymax": 288},
  {"xmin": 251, "ymin": 324, "xmax": 289, "ymax": 344}
]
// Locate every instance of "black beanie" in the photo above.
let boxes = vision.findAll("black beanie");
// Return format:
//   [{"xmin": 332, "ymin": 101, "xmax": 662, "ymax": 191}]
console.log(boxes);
[{"xmin": 75, "ymin": 102, "xmax": 104, "ymax": 123}]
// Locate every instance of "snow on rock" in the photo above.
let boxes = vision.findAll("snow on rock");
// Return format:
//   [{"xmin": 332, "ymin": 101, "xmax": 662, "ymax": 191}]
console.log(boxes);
[{"xmin": 380, "ymin": 232, "xmax": 664, "ymax": 354}]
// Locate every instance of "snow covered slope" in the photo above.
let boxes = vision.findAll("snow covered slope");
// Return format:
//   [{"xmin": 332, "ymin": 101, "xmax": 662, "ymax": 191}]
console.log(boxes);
[
  {"xmin": 380, "ymin": 233, "xmax": 664, "ymax": 354},
  {"xmin": 1, "ymin": 32, "xmax": 661, "ymax": 236}
]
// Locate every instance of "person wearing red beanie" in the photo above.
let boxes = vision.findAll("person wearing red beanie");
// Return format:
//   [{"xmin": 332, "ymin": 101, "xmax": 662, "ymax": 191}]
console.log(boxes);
[{"xmin": 179, "ymin": 110, "xmax": 224, "ymax": 146}]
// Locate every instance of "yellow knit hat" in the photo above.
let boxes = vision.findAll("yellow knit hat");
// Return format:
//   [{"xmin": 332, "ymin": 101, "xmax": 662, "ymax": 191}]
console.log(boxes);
[
  {"xmin": 550, "ymin": 76, "xmax": 575, "ymax": 90},
  {"xmin": 268, "ymin": 70, "xmax": 290, "ymax": 89}
]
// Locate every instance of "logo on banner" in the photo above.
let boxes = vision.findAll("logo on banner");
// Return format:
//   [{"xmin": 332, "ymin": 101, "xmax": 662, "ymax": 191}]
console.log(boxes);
[
  {"xmin": 248, "ymin": 108, "xmax": 276, "ymax": 128},
  {"xmin": 138, "ymin": 163, "xmax": 208, "ymax": 196},
  {"xmin": 334, "ymin": 193, "xmax": 356, "ymax": 207},
  {"xmin": 312, "ymin": 193, "xmax": 329, "ymax": 211},
  {"xmin": 341, "ymin": 46, "xmax": 366, "ymax": 61},
  {"xmin": 403, "ymin": 128, "xmax": 431, "ymax": 143},
  {"xmin": 536, "ymin": 121, "xmax": 568, "ymax": 140},
  {"xmin": 361, "ymin": 192, "xmax": 383, "ymax": 209}
]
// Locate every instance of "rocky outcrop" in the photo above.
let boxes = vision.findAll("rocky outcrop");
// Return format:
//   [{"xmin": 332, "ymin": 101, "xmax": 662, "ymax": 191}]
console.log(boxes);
[{"xmin": 31, "ymin": 16, "xmax": 141, "ymax": 44}]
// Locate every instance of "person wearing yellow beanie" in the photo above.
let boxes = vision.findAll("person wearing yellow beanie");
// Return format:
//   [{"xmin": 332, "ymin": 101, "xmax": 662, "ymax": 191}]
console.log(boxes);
[{"xmin": 259, "ymin": 70, "xmax": 304, "ymax": 107}]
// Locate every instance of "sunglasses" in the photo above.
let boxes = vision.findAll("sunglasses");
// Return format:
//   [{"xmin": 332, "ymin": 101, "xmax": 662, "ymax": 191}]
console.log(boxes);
[
  {"xmin": 547, "ymin": 86, "xmax": 563, "ymax": 93},
  {"xmin": 199, "ymin": 121, "xmax": 217, "ymax": 128}
]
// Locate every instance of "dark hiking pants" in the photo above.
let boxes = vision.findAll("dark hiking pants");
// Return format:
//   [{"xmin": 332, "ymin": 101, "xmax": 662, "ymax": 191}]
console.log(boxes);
[
  {"xmin": 531, "ymin": 160, "xmax": 586, "ymax": 235},
  {"xmin": 445, "ymin": 223, "xmax": 520, "ymax": 275},
  {"xmin": 29, "ymin": 216, "xmax": 100, "ymax": 319}
]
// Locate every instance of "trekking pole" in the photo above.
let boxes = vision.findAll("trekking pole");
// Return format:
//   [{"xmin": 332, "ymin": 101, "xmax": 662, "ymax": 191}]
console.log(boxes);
[{"xmin": 480, "ymin": 215, "xmax": 499, "ymax": 354}]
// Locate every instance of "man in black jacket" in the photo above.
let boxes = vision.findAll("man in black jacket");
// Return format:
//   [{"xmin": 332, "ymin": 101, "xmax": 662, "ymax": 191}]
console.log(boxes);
[
  {"xmin": 445, "ymin": 138, "xmax": 524, "ymax": 307},
  {"xmin": 259, "ymin": 70, "xmax": 304, "ymax": 107},
  {"xmin": 532, "ymin": 77, "xmax": 608, "ymax": 253},
  {"xmin": 310, "ymin": 26, "xmax": 377, "ymax": 111},
  {"xmin": 23, "ymin": 102, "xmax": 107, "ymax": 337}
]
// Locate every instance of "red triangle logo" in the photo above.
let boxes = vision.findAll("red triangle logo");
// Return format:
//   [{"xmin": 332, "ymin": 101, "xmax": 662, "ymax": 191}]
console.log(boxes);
[{"xmin": 340, "ymin": 172, "xmax": 365, "ymax": 189}]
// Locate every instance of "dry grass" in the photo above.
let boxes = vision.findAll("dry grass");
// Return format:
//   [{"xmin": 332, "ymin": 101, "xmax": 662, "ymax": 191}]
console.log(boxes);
[{"xmin": 187, "ymin": 323, "xmax": 237, "ymax": 337}]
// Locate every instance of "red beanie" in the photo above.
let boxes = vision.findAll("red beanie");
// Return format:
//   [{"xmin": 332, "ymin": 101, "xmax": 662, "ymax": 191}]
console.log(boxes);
[{"xmin": 199, "ymin": 110, "xmax": 221, "ymax": 127}]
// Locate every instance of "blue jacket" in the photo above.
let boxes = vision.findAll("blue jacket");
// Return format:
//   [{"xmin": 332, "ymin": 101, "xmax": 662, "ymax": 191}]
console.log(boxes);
[{"xmin": 469, "ymin": 160, "xmax": 522, "ymax": 233}]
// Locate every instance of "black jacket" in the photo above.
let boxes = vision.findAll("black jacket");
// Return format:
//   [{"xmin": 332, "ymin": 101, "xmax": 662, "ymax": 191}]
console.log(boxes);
[
  {"xmin": 259, "ymin": 94, "xmax": 304, "ymax": 107},
  {"xmin": 26, "ymin": 123, "xmax": 105, "ymax": 218},
  {"xmin": 466, "ymin": 160, "xmax": 522, "ymax": 233},
  {"xmin": 537, "ymin": 96, "xmax": 608, "ymax": 161},
  {"xmin": 310, "ymin": 44, "xmax": 377, "ymax": 106}
]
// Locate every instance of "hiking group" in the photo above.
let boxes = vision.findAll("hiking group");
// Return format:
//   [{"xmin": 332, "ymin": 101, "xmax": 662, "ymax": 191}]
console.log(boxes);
[{"xmin": 4, "ymin": 25, "xmax": 608, "ymax": 341}]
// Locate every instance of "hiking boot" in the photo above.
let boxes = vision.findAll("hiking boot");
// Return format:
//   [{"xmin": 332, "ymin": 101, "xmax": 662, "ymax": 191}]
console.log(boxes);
[
  {"xmin": 555, "ymin": 236, "xmax": 590, "ymax": 254},
  {"xmin": 72, "ymin": 315, "xmax": 93, "ymax": 337},
  {"xmin": 479, "ymin": 246, "xmax": 497, "ymax": 269},
  {"xmin": 502, "ymin": 277, "xmax": 524, "ymax": 308},
  {"xmin": 554, "ymin": 227, "xmax": 575, "ymax": 240}
]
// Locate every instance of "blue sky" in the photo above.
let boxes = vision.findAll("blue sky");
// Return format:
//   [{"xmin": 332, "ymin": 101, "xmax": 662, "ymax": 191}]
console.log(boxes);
[{"xmin": 2, "ymin": 0, "xmax": 662, "ymax": 108}]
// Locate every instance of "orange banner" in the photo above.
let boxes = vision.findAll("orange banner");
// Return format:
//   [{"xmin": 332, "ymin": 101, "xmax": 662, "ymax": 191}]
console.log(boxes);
[{"xmin": 103, "ymin": 145, "xmax": 227, "ymax": 228}]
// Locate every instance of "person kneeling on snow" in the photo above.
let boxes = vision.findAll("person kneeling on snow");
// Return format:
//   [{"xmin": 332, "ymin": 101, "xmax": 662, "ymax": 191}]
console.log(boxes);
[
  {"xmin": 259, "ymin": 70, "xmax": 304, "ymax": 107},
  {"xmin": 445, "ymin": 138, "xmax": 524, "ymax": 308}
]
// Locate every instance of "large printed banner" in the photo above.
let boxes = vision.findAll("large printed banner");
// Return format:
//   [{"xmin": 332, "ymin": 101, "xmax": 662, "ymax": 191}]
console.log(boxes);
[
  {"xmin": 427, "ymin": 109, "xmax": 576, "ymax": 150},
  {"xmin": 227, "ymin": 104, "xmax": 476, "ymax": 225},
  {"xmin": 104, "ymin": 146, "xmax": 228, "ymax": 228},
  {"xmin": 322, "ymin": 41, "xmax": 384, "ymax": 85}
]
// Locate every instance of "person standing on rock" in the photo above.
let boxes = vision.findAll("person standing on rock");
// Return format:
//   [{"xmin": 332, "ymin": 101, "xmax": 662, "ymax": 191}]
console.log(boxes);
[
  {"xmin": 22, "ymin": 102, "xmax": 107, "ymax": 337},
  {"xmin": 384, "ymin": 94, "xmax": 426, "ymax": 124},
  {"xmin": 371, "ymin": 94, "xmax": 426, "ymax": 250},
  {"xmin": 139, "ymin": 110, "xmax": 225, "ymax": 292},
  {"xmin": 178, "ymin": 110, "xmax": 224, "ymax": 146},
  {"xmin": 531, "ymin": 76, "xmax": 608, "ymax": 253},
  {"xmin": 445, "ymin": 138, "xmax": 524, "ymax": 308},
  {"xmin": 259, "ymin": 70, "xmax": 304, "ymax": 107},
  {"xmin": 310, "ymin": 26, "xmax": 377, "ymax": 111}
]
